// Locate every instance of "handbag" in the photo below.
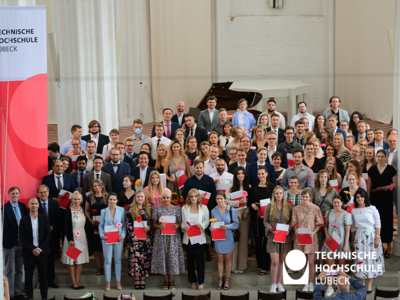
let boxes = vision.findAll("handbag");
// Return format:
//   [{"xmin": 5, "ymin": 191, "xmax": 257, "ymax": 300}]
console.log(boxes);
[{"xmin": 229, "ymin": 207, "xmax": 240, "ymax": 242}]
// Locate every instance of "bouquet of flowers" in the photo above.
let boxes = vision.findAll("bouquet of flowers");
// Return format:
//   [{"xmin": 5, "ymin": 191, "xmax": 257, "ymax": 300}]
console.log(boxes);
[{"xmin": 171, "ymin": 192, "xmax": 185, "ymax": 207}]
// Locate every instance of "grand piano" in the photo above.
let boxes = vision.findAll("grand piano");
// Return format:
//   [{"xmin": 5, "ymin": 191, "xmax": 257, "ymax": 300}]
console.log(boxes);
[{"xmin": 190, "ymin": 82, "xmax": 264, "ymax": 121}]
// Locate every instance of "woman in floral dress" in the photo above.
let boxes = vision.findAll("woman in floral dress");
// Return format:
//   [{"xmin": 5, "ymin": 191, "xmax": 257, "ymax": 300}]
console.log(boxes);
[
  {"xmin": 125, "ymin": 189, "xmax": 152, "ymax": 289},
  {"xmin": 151, "ymin": 188, "xmax": 185, "ymax": 290}
]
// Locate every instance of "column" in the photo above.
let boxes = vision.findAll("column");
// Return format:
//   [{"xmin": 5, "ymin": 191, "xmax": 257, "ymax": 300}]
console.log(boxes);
[
  {"xmin": 392, "ymin": 0, "xmax": 400, "ymax": 257},
  {"xmin": 52, "ymin": 0, "xmax": 119, "ymax": 144}
]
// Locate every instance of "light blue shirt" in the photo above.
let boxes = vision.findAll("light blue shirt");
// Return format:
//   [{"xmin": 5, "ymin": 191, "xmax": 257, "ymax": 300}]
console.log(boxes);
[
  {"xmin": 77, "ymin": 169, "xmax": 87, "ymax": 187},
  {"xmin": 40, "ymin": 199, "xmax": 49, "ymax": 217},
  {"xmin": 60, "ymin": 139, "xmax": 87, "ymax": 155},
  {"xmin": 10, "ymin": 202, "xmax": 21, "ymax": 225}
]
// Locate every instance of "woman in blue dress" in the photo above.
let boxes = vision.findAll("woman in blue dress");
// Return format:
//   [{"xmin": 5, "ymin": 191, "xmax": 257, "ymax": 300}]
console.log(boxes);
[{"xmin": 211, "ymin": 191, "xmax": 239, "ymax": 290}]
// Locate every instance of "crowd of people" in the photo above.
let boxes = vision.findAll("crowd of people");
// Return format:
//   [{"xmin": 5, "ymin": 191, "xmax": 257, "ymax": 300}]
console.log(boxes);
[{"xmin": 3, "ymin": 96, "xmax": 398, "ymax": 299}]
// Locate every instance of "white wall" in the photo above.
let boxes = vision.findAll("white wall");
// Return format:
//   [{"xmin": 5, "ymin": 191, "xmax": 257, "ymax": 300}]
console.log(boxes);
[{"xmin": 212, "ymin": 0, "xmax": 335, "ymax": 115}]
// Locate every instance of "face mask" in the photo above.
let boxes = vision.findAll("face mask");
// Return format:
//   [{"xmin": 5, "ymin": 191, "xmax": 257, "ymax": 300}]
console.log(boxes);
[{"xmin": 134, "ymin": 129, "xmax": 142, "ymax": 135}]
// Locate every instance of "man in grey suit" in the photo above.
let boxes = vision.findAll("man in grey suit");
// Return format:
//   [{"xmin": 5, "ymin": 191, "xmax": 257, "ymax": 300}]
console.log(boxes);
[
  {"xmin": 198, "ymin": 96, "xmax": 220, "ymax": 132},
  {"xmin": 323, "ymin": 96, "xmax": 350, "ymax": 124},
  {"xmin": 82, "ymin": 156, "xmax": 112, "ymax": 201},
  {"xmin": 386, "ymin": 135, "xmax": 398, "ymax": 213}
]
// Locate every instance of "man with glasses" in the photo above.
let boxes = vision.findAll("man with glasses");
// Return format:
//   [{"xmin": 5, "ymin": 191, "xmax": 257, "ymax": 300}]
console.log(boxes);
[
  {"xmin": 102, "ymin": 147, "xmax": 131, "ymax": 194},
  {"xmin": 279, "ymin": 126, "xmax": 303, "ymax": 154},
  {"xmin": 369, "ymin": 127, "xmax": 389, "ymax": 153},
  {"xmin": 124, "ymin": 138, "xmax": 137, "ymax": 160},
  {"xmin": 81, "ymin": 120, "xmax": 110, "ymax": 155},
  {"xmin": 265, "ymin": 131, "xmax": 288, "ymax": 168}
]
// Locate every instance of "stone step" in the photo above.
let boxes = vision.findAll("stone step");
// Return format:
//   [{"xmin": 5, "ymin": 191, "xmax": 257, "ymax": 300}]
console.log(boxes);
[{"xmin": 38, "ymin": 285, "xmax": 399, "ymax": 300}]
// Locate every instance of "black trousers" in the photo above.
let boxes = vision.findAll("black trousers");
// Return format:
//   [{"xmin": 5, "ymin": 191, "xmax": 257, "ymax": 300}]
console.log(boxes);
[
  {"xmin": 24, "ymin": 254, "xmax": 48, "ymax": 300},
  {"xmin": 253, "ymin": 228, "xmax": 270, "ymax": 271},
  {"xmin": 186, "ymin": 242, "xmax": 206, "ymax": 284}
]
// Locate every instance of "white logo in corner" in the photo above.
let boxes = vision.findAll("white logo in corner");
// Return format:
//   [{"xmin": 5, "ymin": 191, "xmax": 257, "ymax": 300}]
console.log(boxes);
[{"xmin": 283, "ymin": 250, "xmax": 309, "ymax": 285}]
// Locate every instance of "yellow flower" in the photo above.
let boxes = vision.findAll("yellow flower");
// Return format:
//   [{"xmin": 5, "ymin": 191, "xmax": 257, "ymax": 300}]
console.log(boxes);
[
  {"xmin": 210, "ymin": 218, "xmax": 217, "ymax": 222},
  {"xmin": 344, "ymin": 191, "xmax": 351, "ymax": 194}
]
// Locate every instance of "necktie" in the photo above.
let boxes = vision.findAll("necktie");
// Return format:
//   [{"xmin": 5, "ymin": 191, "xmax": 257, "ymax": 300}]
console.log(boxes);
[
  {"xmin": 80, "ymin": 172, "xmax": 84, "ymax": 187},
  {"xmin": 166, "ymin": 124, "xmax": 171, "ymax": 138},
  {"xmin": 190, "ymin": 128, "xmax": 193, "ymax": 136},
  {"xmin": 157, "ymin": 139, "xmax": 161, "ymax": 148},
  {"xmin": 96, "ymin": 174, "xmax": 100, "ymax": 179},
  {"xmin": 113, "ymin": 164, "xmax": 119, "ymax": 174},
  {"xmin": 43, "ymin": 202, "xmax": 48, "ymax": 217},
  {"xmin": 13, "ymin": 206, "xmax": 21, "ymax": 225},
  {"xmin": 57, "ymin": 176, "xmax": 62, "ymax": 192}
]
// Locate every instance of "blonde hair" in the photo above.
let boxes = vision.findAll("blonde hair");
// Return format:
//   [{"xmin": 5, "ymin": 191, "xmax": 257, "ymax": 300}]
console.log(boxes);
[
  {"xmin": 325, "ymin": 156, "xmax": 338, "ymax": 180},
  {"xmin": 334, "ymin": 133, "xmax": 347, "ymax": 157},
  {"xmin": 166, "ymin": 139, "xmax": 185, "ymax": 160},
  {"xmin": 155, "ymin": 143, "xmax": 168, "ymax": 170},
  {"xmin": 184, "ymin": 188, "xmax": 203, "ymax": 207},
  {"xmin": 257, "ymin": 113, "xmax": 270, "ymax": 126},
  {"xmin": 89, "ymin": 179, "xmax": 108, "ymax": 205},
  {"xmin": 199, "ymin": 141, "xmax": 210, "ymax": 161},
  {"xmin": 270, "ymin": 186, "xmax": 290, "ymax": 222},
  {"xmin": 129, "ymin": 189, "xmax": 152, "ymax": 219},
  {"xmin": 146, "ymin": 171, "xmax": 164, "ymax": 205},
  {"xmin": 253, "ymin": 124, "xmax": 267, "ymax": 143}
]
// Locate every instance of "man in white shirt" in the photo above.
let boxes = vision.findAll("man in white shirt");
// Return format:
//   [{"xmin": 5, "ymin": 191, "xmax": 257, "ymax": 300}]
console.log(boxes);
[
  {"xmin": 210, "ymin": 158, "xmax": 233, "ymax": 186},
  {"xmin": 60, "ymin": 125, "xmax": 87, "ymax": 155},
  {"xmin": 199, "ymin": 96, "xmax": 220, "ymax": 132},
  {"xmin": 151, "ymin": 124, "xmax": 171, "ymax": 151},
  {"xmin": 204, "ymin": 145, "xmax": 225, "ymax": 176},
  {"xmin": 127, "ymin": 119, "xmax": 155, "ymax": 159},
  {"xmin": 85, "ymin": 140, "xmax": 96, "ymax": 172},
  {"xmin": 290, "ymin": 102, "xmax": 315, "ymax": 130},
  {"xmin": 19, "ymin": 198, "xmax": 51, "ymax": 300},
  {"xmin": 258, "ymin": 99, "xmax": 286, "ymax": 129}
]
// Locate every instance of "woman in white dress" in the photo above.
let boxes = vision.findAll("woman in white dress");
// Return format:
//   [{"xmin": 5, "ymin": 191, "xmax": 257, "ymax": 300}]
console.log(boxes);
[
  {"xmin": 350, "ymin": 188, "xmax": 384, "ymax": 294},
  {"xmin": 62, "ymin": 191, "xmax": 89, "ymax": 289}
]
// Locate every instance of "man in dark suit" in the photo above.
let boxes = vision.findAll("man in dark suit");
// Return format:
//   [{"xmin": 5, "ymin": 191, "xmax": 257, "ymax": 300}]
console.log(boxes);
[
  {"xmin": 42, "ymin": 160, "xmax": 76, "ymax": 200},
  {"xmin": 228, "ymin": 147, "xmax": 252, "ymax": 174},
  {"xmin": 328, "ymin": 114, "xmax": 347, "ymax": 141},
  {"xmin": 240, "ymin": 135, "xmax": 258, "ymax": 164},
  {"xmin": 81, "ymin": 119, "xmax": 110, "ymax": 155},
  {"xmin": 3, "ymin": 187, "xmax": 27, "ymax": 300},
  {"xmin": 185, "ymin": 114, "xmax": 208, "ymax": 149},
  {"xmin": 19, "ymin": 198, "xmax": 51, "ymax": 300},
  {"xmin": 247, "ymin": 147, "xmax": 276, "ymax": 185},
  {"xmin": 151, "ymin": 108, "xmax": 181, "ymax": 140},
  {"xmin": 267, "ymin": 114, "xmax": 286, "ymax": 145},
  {"xmin": 37, "ymin": 184, "xmax": 61, "ymax": 289},
  {"xmin": 71, "ymin": 155, "xmax": 88, "ymax": 190},
  {"xmin": 102, "ymin": 147, "xmax": 131, "ymax": 194},
  {"xmin": 83, "ymin": 156, "xmax": 112, "ymax": 199},
  {"xmin": 353, "ymin": 120, "xmax": 367, "ymax": 142},
  {"xmin": 131, "ymin": 152, "xmax": 156, "ymax": 190},
  {"xmin": 171, "ymin": 101, "xmax": 186, "ymax": 127},
  {"xmin": 369, "ymin": 127, "xmax": 390, "ymax": 153},
  {"xmin": 265, "ymin": 131, "xmax": 288, "ymax": 168},
  {"xmin": 48, "ymin": 142, "xmax": 68, "ymax": 171},
  {"xmin": 116, "ymin": 141, "xmax": 136, "ymax": 171}
]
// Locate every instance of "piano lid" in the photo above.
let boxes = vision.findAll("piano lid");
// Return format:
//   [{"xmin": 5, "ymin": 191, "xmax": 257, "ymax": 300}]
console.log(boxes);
[{"xmin": 196, "ymin": 82, "xmax": 263, "ymax": 111}]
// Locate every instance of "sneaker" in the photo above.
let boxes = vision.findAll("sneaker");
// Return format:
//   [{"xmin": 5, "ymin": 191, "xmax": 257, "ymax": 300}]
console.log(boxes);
[
  {"xmin": 302, "ymin": 284, "xmax": 309, "ymax": 292},
  {"xmin": 277, "ymin": 282, "xmax": 285, "ymax": 292},
  {"xmin": 308, "ymin": 283, "xmax": 314, "ymax": 292},
  {"xmin": 326, "ymin": 287, "xmax": 334, "ymax": 297},
  {"xmin": 270, "ymin": 283, "xmax": 277, "ymax": 293}
]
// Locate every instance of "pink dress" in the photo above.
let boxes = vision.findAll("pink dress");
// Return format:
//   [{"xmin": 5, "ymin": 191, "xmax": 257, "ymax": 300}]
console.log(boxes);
[{"xmin": 143, "ymin": 186, "xmax": 166, "ymax": 207}]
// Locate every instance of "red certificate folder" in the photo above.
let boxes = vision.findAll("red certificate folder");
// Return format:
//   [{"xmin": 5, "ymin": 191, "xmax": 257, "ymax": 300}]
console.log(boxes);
[
  {"xmin": 324, "ymin": 231, "xmax": 343, "ymax": 252},
  {"xmin": 105, "ymin": 225, "xmax": 119, "ymax": 244},
  {"xmin": 187, "ymin": 225, "xmax": 202, "ymax": 237},
  {"xmin": 57, "ymin": 189, "xmax": 72, "ymax": 210},
  {"xmin": 161, "ymin": 216, "xmax": 176, "ymax": 235},
  {"xmin": 172, "ymin": 170, "xmax": 187, "ymax": 189},
  {"xmin": 346, "ymin": 203, "xmax": 355, "ymax": 213},
  {"xmin": 330, "ymin": 180, "xmax": 339, "ymax": 192},
  {"xmin": 198, "ymin": 190, "xmax": 210, "ymax": 205},
  {"xmin": 65, "ymin": 241, "xmax": 85, "ymax": 261},
  {"xmin": 134, "ymin": 221, "xmax": 147, "ymax": 240},
  {"xmin": 287, "ymin": 153, "xmax": 294, "ymax": 167},
  {"xmin": 273, "ymin": 224, "xmax": 289, "ymax": 243},
  {"xmin": 230, "ymin": 191, "xmax": 246, "ymax": 210},
  {"xmin": 298, "ymin": 228, "xmax": 313, "ymax": 245},
  {"xmin": 258, "ymin": 199, "xmax": 271, "ymax": 218},
  {"xmin": 211, "ymin": 222, "xmax": 226, "ymax": 240}
]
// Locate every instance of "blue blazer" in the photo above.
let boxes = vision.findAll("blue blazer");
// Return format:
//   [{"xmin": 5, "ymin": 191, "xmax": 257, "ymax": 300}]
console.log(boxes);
[
  {"xmin": 266, "ymin": 146, "xmax": 288, "ymax": 168},
  {"xmin": 231, "ymin": 111, "xmax": 256, "ymax": 138},
  {"xmin": 2, "ymin": 201, "xmax": 27, "ymax": 249},
  {"xmin": 102, "ymin": 161, "xmax": 131, "ymax": 194},
  {"xmin": 369, "ymin": 141, "xmax": 389, "ymax": 151},
  {"xmin": 246, "ymin": 149, "xmax": 258, "ymax": 164},
  {"xmin": 131, "ymin": 165, "xmax": 156, "ymax": 190},
  {"xmin": 151, "ymin": 121, "xmax": 180, "ymax": 140},
  {"xmin": 247, "ymin": 162, "xmax": 276, "ymax": 186},
  {"xmin": 99, "ymin": 206, "xmax": 127, "ymax": 238},
  {"xmin": 42, "ymin": 173, "xmax": 76, "ymax": 200}
]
